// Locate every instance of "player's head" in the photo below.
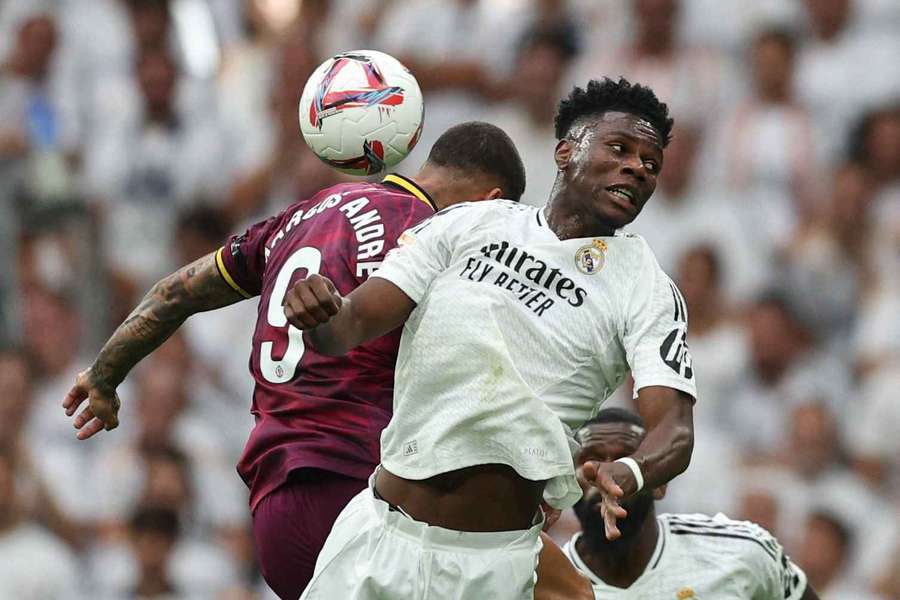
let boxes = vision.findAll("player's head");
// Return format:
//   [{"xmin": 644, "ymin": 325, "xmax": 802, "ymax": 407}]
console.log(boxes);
[
  {"xmin": 572, "ymin": 408, "xmax": 665, "ymax": 551},
  {"xmin": 553, "ymin": 77, "xmax": 673, "ymax": 230},
  {"xmin": 418, "ymin": 121, "xmax": 527, "ymax": 207}
]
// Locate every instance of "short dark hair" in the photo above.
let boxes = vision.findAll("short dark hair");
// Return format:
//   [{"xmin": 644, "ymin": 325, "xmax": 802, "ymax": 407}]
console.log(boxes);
[
  {"xmin": 578, "ymin": 407, "xmax": 647, "ymax": 434},
  {"xmin": 176, "ymin": 205, "xmax": 230, "ymax": 241},
  {"xmin": 130, "ymin": 505, "xmax": 180, "ymax": 539},
  {"xmin": 426, "ymin": 121, "xmax": 527, "ymax": 202},
  {"xmin": 518, "ymin": 23, "xmax": 580, "ymax": 63},
  {"xmin": 555, "ymin": 77, "xmax": 674, "ymax": 146}
]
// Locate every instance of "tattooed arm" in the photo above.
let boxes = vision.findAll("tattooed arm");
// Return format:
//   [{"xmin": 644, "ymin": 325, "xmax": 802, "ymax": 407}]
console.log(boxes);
[{"xmin": 63, "ymin": 251, "xmax": 247, "ymax": 440}]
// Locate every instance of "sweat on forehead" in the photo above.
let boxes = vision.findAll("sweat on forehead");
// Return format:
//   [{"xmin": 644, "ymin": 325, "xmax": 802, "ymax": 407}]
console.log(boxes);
[{"xmin": 571, "ymin": 112, "xmax": 664, "ymax": 147}]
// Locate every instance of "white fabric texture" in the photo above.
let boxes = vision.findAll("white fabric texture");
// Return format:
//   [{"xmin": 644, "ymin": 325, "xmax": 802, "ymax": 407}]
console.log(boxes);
[
  {"xmin": 300, "ymin": 475, "xmax": 543, "ymax": 600},
  {"xmin": 373, "ymin": 201, "xmax": 697, "ymax": 509},
  {"xmin": 564, "ymin": 512, "xmax": 808, "ymax": 599}
]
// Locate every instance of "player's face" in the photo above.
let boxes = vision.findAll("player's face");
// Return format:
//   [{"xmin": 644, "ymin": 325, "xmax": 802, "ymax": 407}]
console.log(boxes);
[
  {"xmin": 574, "ymin": 422, "xmax": 656, "ymax": 545},
  {"xmin": 556, "ymin": 112, "xmax": 663, "ymax": 231}
]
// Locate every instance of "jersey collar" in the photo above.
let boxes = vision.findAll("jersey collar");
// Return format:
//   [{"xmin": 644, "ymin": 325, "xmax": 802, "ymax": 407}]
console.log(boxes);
[{"xmin": 382, "ymin": 173, "xmax": 437, "ymax": 212}]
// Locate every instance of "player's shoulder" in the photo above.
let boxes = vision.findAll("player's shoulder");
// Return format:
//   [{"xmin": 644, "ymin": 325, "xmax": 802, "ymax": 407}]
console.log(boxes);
[
  {"xmin": 611, "ymin": 230, "xmax": 659, "ymax": 265},
  {"xmin": 424, "ymin": 199, "xmax": 533, "ymax": 229},
  {"xmin": 661, "ymin": 512, "xmax": 785, "ymax": 563}
]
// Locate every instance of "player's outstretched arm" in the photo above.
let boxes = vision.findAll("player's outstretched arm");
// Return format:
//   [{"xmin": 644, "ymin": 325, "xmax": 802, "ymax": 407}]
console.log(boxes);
[
  {"xmin": 579, "ymin": 386, "xmax": 694, "ymax": 539},
  {"xmin": 63, "ymin": 251, "xmax": 246, "ymax": 440},
  {"xmin": 283, "ymin": 274, "xmax": 415, "ymax": 356}
]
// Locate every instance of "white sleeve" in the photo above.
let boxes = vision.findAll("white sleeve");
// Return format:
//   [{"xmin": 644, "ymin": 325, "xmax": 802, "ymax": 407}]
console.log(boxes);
[
  {"xmin": 371, "ymin": 203, "xmax": 472, "ymax": 303},
  {"xmin": 623, "ymin": 244, "xmax": 697, "ymax": 400},
  {"xmin": 742, "ymin": 521, "xmax": 808, "ymax": 600}
]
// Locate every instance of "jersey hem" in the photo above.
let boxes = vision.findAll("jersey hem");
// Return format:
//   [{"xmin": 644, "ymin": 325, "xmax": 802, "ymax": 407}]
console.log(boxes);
[{"xmin": 632, "ymin": 377, "xmax": 697, "ymax": 402}]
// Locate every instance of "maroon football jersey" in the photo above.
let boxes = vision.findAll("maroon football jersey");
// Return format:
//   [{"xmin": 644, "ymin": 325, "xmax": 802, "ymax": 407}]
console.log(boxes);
[{"xmin": 216, "ymin": 174, "xmax": 436, "ymax": 510}]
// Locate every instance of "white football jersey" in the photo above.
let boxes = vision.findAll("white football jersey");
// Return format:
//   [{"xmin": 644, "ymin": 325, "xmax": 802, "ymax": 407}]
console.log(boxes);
[
  {"xmin": 373, "ymin": 201, "xmax": 697, "ymax": 508},
  {"xmin": 563, "ymin": 513, "xmax": 808, "ymax": 599}
]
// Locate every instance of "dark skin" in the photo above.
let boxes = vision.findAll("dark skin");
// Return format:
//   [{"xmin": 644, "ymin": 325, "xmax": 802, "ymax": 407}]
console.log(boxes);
[
  {"xmin": 572, "ymin": 421, "xmax": 820, "ymax": 599},
  {"xmin": 285, "ymin": 112, "xmax": 694, "ymax": 540}
]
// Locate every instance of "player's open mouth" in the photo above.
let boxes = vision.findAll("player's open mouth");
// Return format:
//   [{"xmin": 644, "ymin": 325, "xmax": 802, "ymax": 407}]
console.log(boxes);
[{"xmin": 606, "ymin": 185, "xmax": 637, "ymax": 206}]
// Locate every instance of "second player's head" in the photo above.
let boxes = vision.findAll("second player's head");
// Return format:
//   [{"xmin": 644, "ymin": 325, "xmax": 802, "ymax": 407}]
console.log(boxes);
[
  {"xmin": 573, "ymin": 408, "xmax": 665, "ymax": 550},
  {"xmin": 418, "ymin": 121, "xmax": 527, "ymax": 207},
  {"xmin": 552, "ymin": 77, "xmax": 673, "ymax": 231}
]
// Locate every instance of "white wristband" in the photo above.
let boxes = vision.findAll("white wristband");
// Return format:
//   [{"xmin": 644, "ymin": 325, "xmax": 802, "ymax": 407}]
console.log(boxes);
[{"xmin": 615, "ymin": 457, "xmax": 644, "ymax": 492}]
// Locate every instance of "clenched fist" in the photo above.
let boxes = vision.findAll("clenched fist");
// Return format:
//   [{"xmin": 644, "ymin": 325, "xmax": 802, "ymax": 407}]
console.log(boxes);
[{"xmin": 283, "ymin": 274, "xmax": 343, "ymax": 330}]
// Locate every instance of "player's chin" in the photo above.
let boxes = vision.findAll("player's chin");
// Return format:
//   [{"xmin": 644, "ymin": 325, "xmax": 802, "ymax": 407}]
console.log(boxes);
[{"xmin": 596, "ymin": 204, "xmax": 638, "ymax": 230}]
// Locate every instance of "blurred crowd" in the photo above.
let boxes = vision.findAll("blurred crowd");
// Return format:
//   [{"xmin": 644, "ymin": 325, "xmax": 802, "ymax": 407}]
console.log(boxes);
[{"xmin": 0, "ymin": 0, "xmax": 898, "ymax": 598}]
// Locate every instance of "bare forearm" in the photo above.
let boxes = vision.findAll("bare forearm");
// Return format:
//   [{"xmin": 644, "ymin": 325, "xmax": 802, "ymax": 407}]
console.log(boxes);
[
  {"xmin": 631, "ymin": 388, "xmax": 694, "ymax": 491},
  {"xmin": 305, "ymin": 297, "xmax": 362, "ymax": 356},
  {"xmin": 90, "ymin": 252, "xmax": 244, "ymax": 387}
]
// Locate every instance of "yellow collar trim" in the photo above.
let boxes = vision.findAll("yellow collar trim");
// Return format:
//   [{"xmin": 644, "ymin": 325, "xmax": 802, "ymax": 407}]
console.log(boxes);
[{"xmin": 382, "ymin": 174, "xmax": 435, "ymax": 211}]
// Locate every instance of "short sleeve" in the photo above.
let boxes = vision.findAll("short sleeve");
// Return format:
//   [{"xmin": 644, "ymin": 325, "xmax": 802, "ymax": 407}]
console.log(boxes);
[
  {"xmin": 623, "ymin": 244, "xmax": 697, "ymax": 400},
  {"xmin": 216, "ymin": 214, "xmax": 283, "ymax": 298},
  {"xmin": 371, "ymin": 203, "xmax": 472, "ymax": 303},
  {"xmin": 741, "ymin": 520, "xmax": 808, "ymax": 600}
]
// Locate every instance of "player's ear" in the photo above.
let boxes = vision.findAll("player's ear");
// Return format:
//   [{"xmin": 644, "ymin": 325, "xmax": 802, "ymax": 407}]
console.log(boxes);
[
  {"xmin": 484, "ymin": 187, "xmax": 503, "ymax": 201},
  {"xmin": 555, "ymin": 139, "xmax": 573, "ymax": 172},
  {"xmin": 653, "ymin": 485, "xmax": 667, "ymax": 501}
]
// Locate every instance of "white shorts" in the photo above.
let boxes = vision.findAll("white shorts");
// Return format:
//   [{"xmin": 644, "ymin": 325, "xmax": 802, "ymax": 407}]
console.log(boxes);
[{"xmin": 300, "ymin": 474, "xmax": 544, "ymax": 600}]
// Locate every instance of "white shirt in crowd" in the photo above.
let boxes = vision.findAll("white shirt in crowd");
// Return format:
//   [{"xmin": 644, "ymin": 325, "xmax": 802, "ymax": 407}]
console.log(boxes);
[
  {"xmin": 0, "ymin": 523, "xmax": 80, "ymax": 600},
  {"xmin": 373, "ymin": 201, "xmax": 697, "ymax": 508},
  {"xmin": 564, "ymin": 513, "xmax": 808, "ymax": 599}
]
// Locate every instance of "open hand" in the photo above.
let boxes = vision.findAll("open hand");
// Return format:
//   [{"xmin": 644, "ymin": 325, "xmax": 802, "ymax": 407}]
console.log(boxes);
[
  {"xmin": 577, "ymin": 460, "xmax": 633, "ymax": 540},
  {"xmin": 283, "ymin": 274, "xmax": 343, "ymax": 330},
  {"xmin": 62, "ymin": 369, "xmax": 121, "ymax": 440}
]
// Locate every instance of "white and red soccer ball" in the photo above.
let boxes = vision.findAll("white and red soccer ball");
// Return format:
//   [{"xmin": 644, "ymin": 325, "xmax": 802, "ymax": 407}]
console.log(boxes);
[{"xmin": 298, "ymin": 50, "xmax": 424, "ymax": 176}]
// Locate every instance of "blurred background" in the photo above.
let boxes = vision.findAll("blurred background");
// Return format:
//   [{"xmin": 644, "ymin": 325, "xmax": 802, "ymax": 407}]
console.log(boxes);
[{"xmin": 0, "ymin": 0, "xmax": 898, "ymax": 598}]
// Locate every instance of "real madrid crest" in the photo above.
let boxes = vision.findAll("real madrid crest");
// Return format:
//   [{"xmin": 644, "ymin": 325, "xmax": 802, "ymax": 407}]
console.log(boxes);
[{"xmin": 575, "ymin": 239, "xmax": 607, "ymax": 274}]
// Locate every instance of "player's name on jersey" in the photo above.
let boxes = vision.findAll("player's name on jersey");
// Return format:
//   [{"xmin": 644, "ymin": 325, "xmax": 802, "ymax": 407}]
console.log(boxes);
[
  {"xmin": 458, "ymin": 240, "xmax": 588, "ymax": 317},
  {"xmin": 263, "ymin": 190, "xmax": 389, "ymax": 277}
]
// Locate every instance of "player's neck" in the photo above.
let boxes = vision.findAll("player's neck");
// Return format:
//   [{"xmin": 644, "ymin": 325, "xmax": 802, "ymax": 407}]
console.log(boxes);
[
  {"xmin": 576, "ymin": 514, "xmax": 659, "ymax": 589},
  {"xmin": 544, "ymin": 192, "xmax": 617, "ymax": 239}
]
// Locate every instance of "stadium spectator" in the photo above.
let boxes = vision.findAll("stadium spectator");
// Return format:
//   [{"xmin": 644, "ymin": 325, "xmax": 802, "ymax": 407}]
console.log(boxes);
[
  {"xmin": 626, "ymin": 125, "xmax": 764, "ymax": 301},
  {"xmin": 90, "ymin": 446, "xmax": 242, "ymax": 598},
  {"xmin": 783, "ymin": 162, "xmax": 878, "ymax": 344},
  {"xmin": 124, "ymin": 505, "xmax": 184, "ymax": 599},
  {"xmin": 796, "ymin": 510, "xmax": 882, "ymax": 600},
  {"xmin": 716, "ymin": 28, "xmax": 820, "ymax": 250},
  {"xmin": 489, "ymin": 25, "xmax": 580, "ymax": 204},
  {"xmin": 84, "ymin": 46, "xmax": 231, "ymax": 289},
  {"xmin": 846, "ymin": 361, "xmax": 900, "ymax": 490},
  {"xmin": 0, "ymin": 446, "xmax": 80, "ymax": 599},
  {"xmin": 725, "ymin": 292, "xmax": 851, "ymax": 458},
  {"xmin": 570, "ymin": 0, "xmax": 735, "ymax": 133},
  {"xmin": 795, "ymin": 0, "xmax": 900, "ymax": 162},
  {"xmin": 90, "ymin": 347, "xmax": 246, "ymax": 533}
]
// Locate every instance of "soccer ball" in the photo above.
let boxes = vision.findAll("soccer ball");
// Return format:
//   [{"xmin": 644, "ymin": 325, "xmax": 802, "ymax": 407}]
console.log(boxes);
[{"xmin": 298, "ymin": 50, "xmax": 424, "ymax": 176}]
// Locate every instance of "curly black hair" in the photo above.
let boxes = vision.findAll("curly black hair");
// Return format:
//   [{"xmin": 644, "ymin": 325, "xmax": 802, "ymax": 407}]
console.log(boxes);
[{"xmin": 554, "ymin": 77, "xmax": 674, "ymax": 146}]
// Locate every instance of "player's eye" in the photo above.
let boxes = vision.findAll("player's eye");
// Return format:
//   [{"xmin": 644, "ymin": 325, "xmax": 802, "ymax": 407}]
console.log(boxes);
[
  {"xmin": 643, "ymin": 160, "xmax": 659, "ymax": 173},
  {"xmin": 608, "ymin": 143, "xmax": 624, "ymax": 153}
]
